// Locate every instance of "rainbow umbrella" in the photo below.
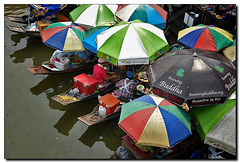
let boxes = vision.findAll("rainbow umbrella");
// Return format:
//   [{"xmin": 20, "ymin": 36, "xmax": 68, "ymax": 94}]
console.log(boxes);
[
  {"xmin": 118, "ymin": 94, "xmax": 191, "ymax": 148},
  {"xmin": 178, "ymin": 24, "xmax": 233, "ymax": 52},
  {"xmin": 40, "ymin": 21, "xmax": 86, "ymax": 52},
  {"xmin": 69, "ymin": 4, "xmax": 118, "ymax": 30},
  {"xmin": 115, "ymin": 4, "xmax": 168, "ymax": 29},
  {"xmin": 222, "ymin": 39, "xmax": 236, "ymax": 66}
]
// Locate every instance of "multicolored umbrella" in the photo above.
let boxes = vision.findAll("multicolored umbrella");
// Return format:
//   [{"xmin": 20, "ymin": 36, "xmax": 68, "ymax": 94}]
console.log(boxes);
[
  {"xmin": 82, "ymin": 26, "xmax": 109, "ymax": 53},
  {"xmin": 147, "ymin": 48, "xmax": 236, "ymax": 107},
  {"xmin": 41, "ymin": 21, "xmax": 86, "ymax": 52},
  {"xmin": 178, "ymin": 24, "xmax": 233, "ymax": 52},
  {"xmin": 96, "ymin": 20, "xmax": 169, "ymax": 65},
  {"xmin": 115, "ymin": 4, "xmax": 168, "ymax": 29},
  {"xmin": 69, "ymin": 4, "xmax": 118, "ymax": 30},
  {"xmin": 222, "ymin": 39, "xmax": 236, "ymax": 66},
  {"xmin": 191, "ymin": 93, "xmax": 236, "ymax": 155},
  {"xmin": 118, "ymin": 94, "xmax": 192, "ymax": 148}
]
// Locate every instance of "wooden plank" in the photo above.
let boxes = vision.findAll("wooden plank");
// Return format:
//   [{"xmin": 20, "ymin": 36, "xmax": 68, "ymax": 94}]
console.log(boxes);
[
  {"xmin": 7, "ymin": 16, "xmax": 26, "ymax": 23},
  {"xmin": 6, "ymin": 24, "xmax": 41, "ymax": 37},
  {"xmin": 78, "ymin": 113, "xmax": 102, "ymax": 126},
  {"xmin": 27, "ymin": 67, "xmax": 51, "ymax": 75},
  {"xmin": 6, "ymin": 25, "xmax": 25, "ymax": 33},
  {"xmin": 78, "ymin": 105, "xmax": 121, "ymax": 126}
]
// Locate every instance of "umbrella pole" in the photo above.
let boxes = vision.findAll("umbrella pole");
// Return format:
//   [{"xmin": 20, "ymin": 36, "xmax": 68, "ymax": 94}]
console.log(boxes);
[
  {"xmin": 136, "ymin": 64, "xmax": 145, "ymax": 73},
  {"xmin": 186, "ymin": 15, "xmax": 190, "ymax": 28},
  {"xmin": 132, "ymin": 66, "xmax": 135, "ymax": 81},
  {"xmin": 28, "ymin": 5, "xmax": 30, "ymax": 26}
]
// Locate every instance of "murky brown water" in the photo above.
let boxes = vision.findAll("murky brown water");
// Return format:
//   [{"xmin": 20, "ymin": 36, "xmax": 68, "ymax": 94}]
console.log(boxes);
[{"xmin": 4, "ymin": 4, "xmax": 125, "ymax": 159}]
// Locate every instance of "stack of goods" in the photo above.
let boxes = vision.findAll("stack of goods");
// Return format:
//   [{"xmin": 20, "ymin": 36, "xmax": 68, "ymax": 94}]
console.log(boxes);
[{"xmin": 36, "ymin": 20, "xmax": 51, "ymax": 31}]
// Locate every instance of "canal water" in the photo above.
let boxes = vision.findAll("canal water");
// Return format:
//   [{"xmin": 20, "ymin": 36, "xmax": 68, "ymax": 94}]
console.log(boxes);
[{"xmin": 4, "ymin": 4, "xmax": 126, "ymax": 159}]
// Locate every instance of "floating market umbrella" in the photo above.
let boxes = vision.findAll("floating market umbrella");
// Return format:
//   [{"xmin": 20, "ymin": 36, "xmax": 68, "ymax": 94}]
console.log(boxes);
[
  {"xmin": 147, "ymin": 48, "xmax": 236, "ymax": 107},
  {"xmin": 96, "ymin": 20, "xmax": 169, "ymax": 65},
  {"xmin": 69, "ymin": 4, "xmax": 118, "ymax": 30},
  {"xmin": 115, "ymin": 4, "xmax": 168, "ymax": 29},
  {"xmin": 118, "ymin": 94, "xmax": 191, "ymax": 148},
  {"xmin": 178, "ymin": 24, "xmax": 233, "ymax": 52},
  {"xmin": 191, "ymin": 93, "xmax": 236, "ymax": 155},
  {"xmin": 82, "ymin": 26, "xmax": 109, "ymax": 53},
  {"xmin": 222, "ymin": 39, "xmax": 236, "ymax": 66},
  {"xmin": 41, "ymin": 21, "xmax": 86, "ymax": 52}
]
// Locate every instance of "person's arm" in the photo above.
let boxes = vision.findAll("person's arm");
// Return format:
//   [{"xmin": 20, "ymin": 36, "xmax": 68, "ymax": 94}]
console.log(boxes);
[
  {"xmin": 107, "ymin": 71, "xmax": 115, "ymax": 75},
  {"xmin": 105, "ymin": 76, "xmax": 115, "ymax": 81},
  {"xmin": 102, "ymin": 69, "xmax": 114, "ymax": 81}
]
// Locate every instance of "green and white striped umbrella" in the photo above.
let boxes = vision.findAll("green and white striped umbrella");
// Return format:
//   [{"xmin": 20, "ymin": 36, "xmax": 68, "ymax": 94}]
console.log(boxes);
[
  {"xmin": 96, "ymin": 20, "xmax": 169, "ymax": 65},
  {"xmin": 69, "ymin": 4, "xmax": 118, "ymax": 30}
]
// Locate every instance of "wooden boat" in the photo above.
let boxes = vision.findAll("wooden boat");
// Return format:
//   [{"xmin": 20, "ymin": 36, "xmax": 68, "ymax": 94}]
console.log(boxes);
[
  {"xmin": 27, "ymin": 60, "xmax": 98, "ymax": 75},
  {"xmin": 6, "ymin": 24, "xmax": 40, "ymax": 38},
  {"xmin": 7, "ymin": 15, "xmax": 58, "ymax": 24},
  {"xmin": 7, "ymin": 15, "xmax": 30, "ymax": 24},
  {"xmin": 51, "ymin": 83, "xmax": 116, "ymax": 106},
  {"xmin": 78, "ymin": 104, "xmax": 121, "ymax": 126}
]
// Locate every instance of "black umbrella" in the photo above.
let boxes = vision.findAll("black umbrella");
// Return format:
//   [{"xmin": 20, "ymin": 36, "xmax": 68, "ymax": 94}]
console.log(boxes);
[{"xmin": 147, "ymin": 48, "xmax": 236, "ymax": 108}]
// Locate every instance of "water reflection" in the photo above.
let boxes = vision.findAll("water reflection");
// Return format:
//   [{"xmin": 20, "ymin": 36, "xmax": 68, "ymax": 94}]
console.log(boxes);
[
  {"xmin": 79, "ymin": 118, "xmax": 126, "ymax": 151},
  {"xmin": 4, "ymin": 4, "xmax": 28, "ymax": 16},
  {"xmin": 9, "ymin": 37, "xmax": 53, "ymax": 65},
  {"xmin": 30, "ymin": 70, "xmax": 96, "ymax": 136},
  {"xmin": 10, "ymin": 34, "xmax": 27, "ymax": 46},
  {"xmin": 53, "ymin": 99, "xmax": 97, "ymax": 136},
  {"xmin": 5, "ymin": 4, "xmax": 123, "ymax": 158},
  {"xmin": 30, "ymin": 74, "xmax": 73, "ymax": 97}
]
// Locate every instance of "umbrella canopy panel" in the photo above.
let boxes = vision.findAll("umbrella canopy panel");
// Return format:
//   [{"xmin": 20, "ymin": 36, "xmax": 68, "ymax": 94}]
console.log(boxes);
[
  {"xmin": 204, "ymin": 106, "xmax": 236, "ymax": 156},
  {"xmin": 118, "ymin": 94, "xmax": 191, "ymax": 148},
  {"xmin": 69, "ymin": 4, "xmax": 118, "ymax": 30},
  {"xmin": 41, "ymin": 21, "xmax": 86, "ymax": 52},
  {"xmin": 178, "ymin": 24, "xmax": 233, "ymax": 52},
  {"xmin": 97, "ymin": 20, "xmax": 169, "ymax": 65},
  {"xmin": 190, "ymin": 93, "xmax": 236, "ymax": 140},
  {"xmin": 222, "ymin": 39, "xmax": 236, "ymax": 66},
  {"xmin": 147, "ymin": 48, "xmax": 236, "ymax": 107},
  {"xmin": 115, "ymin": 4, "xmax": 168, "ymax": 29},
  {"xmin": 82, "ymin": 26, "xmax": 109, "ymax": 53}
]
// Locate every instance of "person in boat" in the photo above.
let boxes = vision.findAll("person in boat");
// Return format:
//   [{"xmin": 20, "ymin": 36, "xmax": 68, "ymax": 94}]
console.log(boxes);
[
  {"xmin": 92, "ymin": 58, "xmax": 116, "ymax": 88},
  {"xmin": 114, "ymin": 71, "xmax": 137, "ymax": 100}
]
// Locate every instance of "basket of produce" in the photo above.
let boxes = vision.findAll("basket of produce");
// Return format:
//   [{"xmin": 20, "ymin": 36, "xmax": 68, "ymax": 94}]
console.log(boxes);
[
  {"xmin": 216, "ymin": 15, "xmax": 222, "ymax": 19},
  {"xmin": 210, "ymin": 11, "xmax": 216, "ymax": 15},
  {"xmin": 69, "ymin": 57, "xmax": 82, "ymax": 65},
  {"xmin": 137, "ymin": 85, "xmax": 145, "ymax": 92},
  {"xmin": 202, "ymin": 5, "xmax": 209, "ymax": 10},
  {"xmin": 137, "ymin": 71, "xmax": 148, "ymax": 83}
]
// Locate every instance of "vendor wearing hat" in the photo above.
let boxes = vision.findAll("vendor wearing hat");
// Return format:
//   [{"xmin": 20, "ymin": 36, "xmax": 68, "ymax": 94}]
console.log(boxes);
[{"xmin": 92, "ymin": 58, "xmax": 115, "ymax": 85}]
